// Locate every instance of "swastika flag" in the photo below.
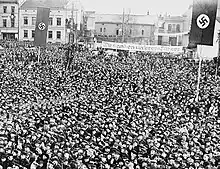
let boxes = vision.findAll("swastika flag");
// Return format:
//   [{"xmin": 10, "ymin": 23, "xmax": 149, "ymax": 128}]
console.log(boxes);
[
  {"xmin": 34, "ymin": 7, "xmax": 50, "ymax": 47},
  {"xmin": 189, "ymin": 0, "xmax": 218, "ymax": 46}
]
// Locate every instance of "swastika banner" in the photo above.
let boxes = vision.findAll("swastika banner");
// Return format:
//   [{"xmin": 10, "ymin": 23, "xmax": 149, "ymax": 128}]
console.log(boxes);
[
  {"xmin": 189, "ymin": 0, "xmax": 218, "ymax": 46},
  {"xmin": 34, "ymin": 7, "xmax": 50, "ymax": 47}
]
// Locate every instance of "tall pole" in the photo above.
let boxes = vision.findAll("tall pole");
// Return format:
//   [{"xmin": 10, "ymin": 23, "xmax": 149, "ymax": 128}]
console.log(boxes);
[
  {"xmin": 18, "ymin": 4, "xmax": 20, "ymax": 41},
  {"xmin": 215, "ymin": 30, "xmax": 220, "ymax": 80},
  {"xmin": 122, "ymin": 8, "xmax": 125, "ymax": 43},
  {"xmin": 71, "ymin": 1, "xmax": 74, "ymax": 44},
  {"xmin": 76, "ymin": 9, "xmax": 78, "ymax": 46},
  {"xmin": 195, "ymin": 46, "xmax": 202, "ymax": 102},
  {"xmin": 38, "ymin": 47, "xmax": 40, "ymax": 63},
  {"xmin": 127, "ymin": 8, "xmax": 131, "ymax": 43}
]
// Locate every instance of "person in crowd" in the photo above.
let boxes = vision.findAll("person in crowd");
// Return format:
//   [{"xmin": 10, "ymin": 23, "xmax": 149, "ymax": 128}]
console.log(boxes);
[{"xmin": 0, "ymin": 41, "xmax": 220, "ymax": 169}]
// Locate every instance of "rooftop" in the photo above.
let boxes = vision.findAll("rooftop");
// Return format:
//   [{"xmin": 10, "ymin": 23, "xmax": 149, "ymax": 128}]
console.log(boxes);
[
  {"xmin": 20, "ymin": 0, "xmax": 69, "ymax": 9},
  {"xmin": 0, "ymin": 0, "xmax": 18, "ymax": 3},
  {"xmin": 159, "ymin": 15, "xmax": 186, "ymax": 22},
  {"xmin": 95, "ymin": 13, "xmax": 157, "ymax": 25}
]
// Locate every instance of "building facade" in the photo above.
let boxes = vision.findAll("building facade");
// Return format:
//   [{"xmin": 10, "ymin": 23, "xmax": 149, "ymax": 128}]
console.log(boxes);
[
  {"xmin": 0, "ymin": 0, "xmax": 19, "ymax": 40},
  {"xmin": 154, "ymin": 15, "xmax": 189, "ymax": 46},
  {"xmin": 94, "ymin": 14, "xmax": 157, "ymax": 45},
  {"xmin": 19, "ymin": 0, "xmax": 83, "ymax": 44}
]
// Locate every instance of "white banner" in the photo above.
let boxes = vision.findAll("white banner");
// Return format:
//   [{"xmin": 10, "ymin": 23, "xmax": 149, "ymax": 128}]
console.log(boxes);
[
  {"xmin": 101, "ymin": 41, "xmax": 183, "ymax": 53},
  {"xmin": 154, "ymin": 31, "xmax": 189, "ymax": 36}
]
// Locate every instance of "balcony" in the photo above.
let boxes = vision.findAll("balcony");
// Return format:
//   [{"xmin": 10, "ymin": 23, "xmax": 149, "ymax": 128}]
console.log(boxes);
[
  {"xmin": 167, "ymin": 29, "xmax": 181, "ymax": 33},
  {"xmin": 158, "ymin": 28, "xmax": 165, "ymax": 33},
  {"xmin": 156, "ymin": 28, "xmax": 183, "ymax": 36},
  {"xmin": 0, "ymin": 27, "xmax": 18, "ymax": 33}
]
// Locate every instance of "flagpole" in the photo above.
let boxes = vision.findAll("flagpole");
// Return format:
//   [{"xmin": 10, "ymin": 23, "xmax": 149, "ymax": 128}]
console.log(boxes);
[
  {"xmin": 38, "ymin": 46, "xmax": 40, "ymax": 63},
  {"xmin": 216, "ymin": 56, "xmax": 219, "ymax": 80},
  {"xmin": 122, "ymin": 8, "xmax": 125, "ymax": 43},
  {"xmin": 195, "ymin": 45, "xmax": 202, "ymax": 102},
  {"xmin": 215, "ymin": 31, "xmax": 220, "ymax": 80}
]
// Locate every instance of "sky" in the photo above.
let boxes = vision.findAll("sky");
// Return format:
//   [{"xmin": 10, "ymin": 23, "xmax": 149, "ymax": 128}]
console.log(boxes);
[{"xmin": 80, "ymin": 0, "xmax": 193, "ymax": 15}]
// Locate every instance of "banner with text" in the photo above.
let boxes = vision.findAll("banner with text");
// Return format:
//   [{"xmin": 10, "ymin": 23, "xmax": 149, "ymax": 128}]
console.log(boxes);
[{"xmin": 101, "ymin": 41, "xmax": 183, "ymax": 53}]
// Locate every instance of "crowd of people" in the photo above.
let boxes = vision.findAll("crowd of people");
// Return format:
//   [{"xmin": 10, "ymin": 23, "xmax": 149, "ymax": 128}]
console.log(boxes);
[{"xmin": 0, "ymin": 41, "xmax": 220, "ymax": 169}]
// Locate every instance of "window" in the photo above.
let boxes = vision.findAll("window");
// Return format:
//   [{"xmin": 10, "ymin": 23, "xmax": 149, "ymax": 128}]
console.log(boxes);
[
  {"xmin": 130, "ymin": 29, "xmax": 132, "ymax": 35},
  {"xmin": 100, "ymin": 28, "xmax": 102, "ymax": 32},
  {"xmin": 176, "ymin": 24, "xmax": 180, "ymax": 32},
  {"xmin": 57, "ymin": 18, "xmax": 61, "ymax": 26},
  {"xmin": 48, "ymin": 31, "xmax": 53, "ymax": 39},
  {"xmin": 104, "ymin": 28, "xmax": 106, "ymax": 32},
  {"xmin": 32, "ymin": 17, "xmax": 36, "ymax": 25},
  {"xmin": 11, "ymin": 18, "xmax": 15, "ymax": 27},
  {"xmin": 24, "ymin": 30, "xmax": 28, "ymax": 38},
  {"xmin": 11, "ymin": 6, "xmax": 15, "ymax": 14},
  {"xmin": 142, "ymin": 30, "xmax": 144, "ymax": 36},
  {"xmin": 169, "ymin": 37, "xmax": 177, "ymax": 46},
  {"xmin": 32, "ymin": 30, "xmax": 35, "ymax": 38},
  {"xmin": 158, "ymin": 36, "xmax": 162, "ymax": 45},
  {"xmin": 3, "ymin": 19, "xmax": 7, "ymax": 27},
  {"xmin": 56, "ymin": 31, "xmax": 61, "ymax": 39},
  {"xmin": 3, "ymin": 6, "xmax": 7, "ymax": 13},
  {"xmin": 102, "ymin": 23, "xmax": 104, "ymax": 25},
  {"xmin": 168, "ymin": 24, "xmax": 172, "ymax": 31},
  {"xmin": 49, "ymin": 17, "xmax": 53, "ymax": 26},
  {"xmin": 24, "ymin": 17, "xmax": 28, "ymax": 25},
  {"xmin": 116, "ymin": 29, "xmax": 119, "ymax": 35}
]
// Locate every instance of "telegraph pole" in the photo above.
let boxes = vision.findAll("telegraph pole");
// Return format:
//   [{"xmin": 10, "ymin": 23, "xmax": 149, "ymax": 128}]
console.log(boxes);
[
  {"xmin": 122, "ymin": 8, "xmax": 125, "ymax": 43},
  {"xmin": 76, "ymin": 9, "xmax": 78, "ymax": 46},
  {"xmin": 215, "ymin": 30, "xmax": 220, "ymax": 80},
  {"xmin": 71, "ymin": 1, "xmax": 74, "ymax": 44},
  {"xmin": 126, "ymin": 8, "xmax": 131, "ymax": 43}
]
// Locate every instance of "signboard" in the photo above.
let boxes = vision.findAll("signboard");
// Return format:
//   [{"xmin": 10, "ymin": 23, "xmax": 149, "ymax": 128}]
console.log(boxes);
[{"xmin": 101, "ymin": 41, "xmax": 183, "ymax": 53}]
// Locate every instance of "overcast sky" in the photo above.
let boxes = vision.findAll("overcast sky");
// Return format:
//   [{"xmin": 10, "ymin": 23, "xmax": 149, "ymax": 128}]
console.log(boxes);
[{"xmin": 80, "ymin": 0, "xmax": 193, "ymax": 15}]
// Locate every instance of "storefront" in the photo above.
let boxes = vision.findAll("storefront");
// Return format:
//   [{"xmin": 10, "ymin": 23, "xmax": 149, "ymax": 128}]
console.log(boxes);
[
  {"xmin": 2, "ymin": 33, "xmax": 16, "ymax": 40},
  {"xmin": 0, "ymin": 29, "xmax": 18, "ymax": 40}
]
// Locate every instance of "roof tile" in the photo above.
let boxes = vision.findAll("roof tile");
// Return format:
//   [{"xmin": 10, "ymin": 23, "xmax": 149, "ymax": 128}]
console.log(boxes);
[{"xmin": 20, "ymin": 0, "xmax": 68, "ymax": 9}]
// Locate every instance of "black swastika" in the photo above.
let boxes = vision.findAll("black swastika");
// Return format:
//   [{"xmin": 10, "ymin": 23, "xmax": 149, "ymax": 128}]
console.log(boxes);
[{"xmin": 199, "ymin": 16, "xmax": 208, "ymax": 27}]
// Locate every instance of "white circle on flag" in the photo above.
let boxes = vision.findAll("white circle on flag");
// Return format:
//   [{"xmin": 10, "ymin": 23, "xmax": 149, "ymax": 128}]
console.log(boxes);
[
  {"xmin": 38, "ymin": 22, "xmax": 46, "ymax": 31},
  {"xmin": 196, "ymin": 14, "xmax": 210, "ymax": 29}
]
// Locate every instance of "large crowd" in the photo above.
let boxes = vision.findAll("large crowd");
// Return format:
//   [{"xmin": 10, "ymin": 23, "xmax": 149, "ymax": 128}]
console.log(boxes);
[{"xmin": 0, "ymin": 41, "xmax": 220, "ymax": 169}]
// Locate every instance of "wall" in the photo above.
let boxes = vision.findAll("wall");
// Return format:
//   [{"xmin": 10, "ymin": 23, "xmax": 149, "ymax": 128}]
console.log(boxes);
[
  {"xmin": 95, "ymin": 22, "xmax": 122, "ymax": 36},
  {"xmin": 95, "ymin": 22, "xmax": 154, "ymax": 44}
]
